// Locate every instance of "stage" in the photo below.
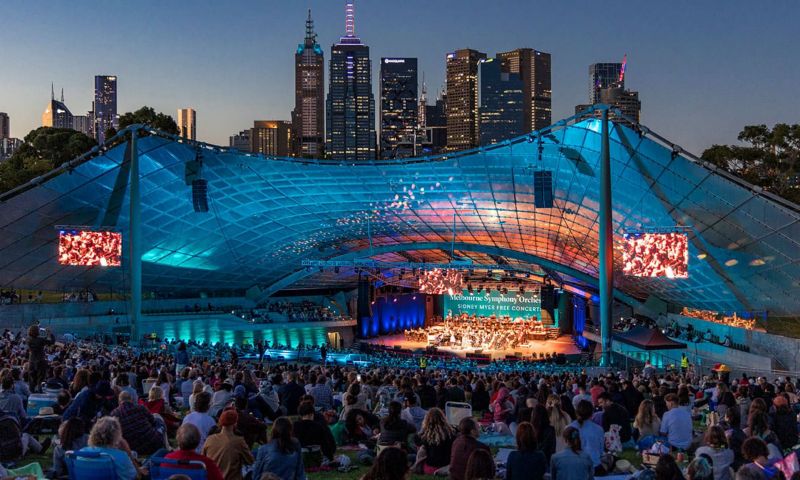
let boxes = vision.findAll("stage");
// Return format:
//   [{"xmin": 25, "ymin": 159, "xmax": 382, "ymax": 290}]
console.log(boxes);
[{"xmin": 364, "ymin": 333, "xmax": 581, "ymax": 360}]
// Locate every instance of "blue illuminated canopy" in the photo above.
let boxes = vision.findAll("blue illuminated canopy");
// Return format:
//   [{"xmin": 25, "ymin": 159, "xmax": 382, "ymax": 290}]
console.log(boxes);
[{"xmin": 0, "ymin": 111, "xmax": 798, "ymax": 315}]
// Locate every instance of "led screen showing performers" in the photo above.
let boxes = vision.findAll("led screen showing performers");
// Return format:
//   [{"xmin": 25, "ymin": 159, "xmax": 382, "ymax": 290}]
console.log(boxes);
[
  {"xmin": 622, "ymin": 232, "xmax": 688, "ymax": 278},
  {"xmin": 418, "ymin": 268, "xmax": 464, "ymax": 295},
  {"xmin": 58, "ymin": 230, "xmax": 122, "ymax": 266}
]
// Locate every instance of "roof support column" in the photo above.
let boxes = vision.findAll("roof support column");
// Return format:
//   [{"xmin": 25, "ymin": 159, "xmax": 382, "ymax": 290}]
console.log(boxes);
[
  {"xmin": 129, "ymin": 130, "xmax": 141, "ymax": 345},
  {"xmin": 599, "ymin": 107, "xmax": 613, "ymax": 366}
]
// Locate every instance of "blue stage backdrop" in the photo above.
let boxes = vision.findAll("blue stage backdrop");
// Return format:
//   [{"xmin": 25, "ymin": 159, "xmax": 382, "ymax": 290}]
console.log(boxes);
[
  {"xmin": 362, "ymin": 294, "xmax": 426, "ymax": 338},
  {"xmin": 444, "ymin": 289, "xmax": 541, "ymax": 320},
  {"xmin": 572, "ymin": 296, "xmax": 588, "ymax": 348}
]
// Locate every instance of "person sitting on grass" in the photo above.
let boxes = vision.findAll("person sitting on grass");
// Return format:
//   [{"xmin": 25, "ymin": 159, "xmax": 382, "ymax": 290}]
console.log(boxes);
[
  {"xmin": 77, "ymin": 416, "xmax": 138, "ymax": 480},
  {"xmin": 360, "ymin": 446, "xmax": 409, "ymax": 480},
  {"xmin": 253, "ymin": 417, "xmax": 306, "ymax": 480},
  {"xmin": 450, "ymin": 417, "xmax": 491, "ymax": 480},
  {"xmin": 550, "ymin": 426, "xmax": 593, "ymax": 480},
  {"xmin": 181, "ymin": 391, "xmax": 216, "ymax": 452},
  {"xmin": 505, "ymin": 421, "xmax": 546, "ymax": 480},
  {"xmin": 202, "ymin": 409, "xmax": 254, "ymax": 480},
  {"xmin": 164, "ymin": 423, "xmax": 224, "ymax": 480},
  {"xmin": 293, "ymin": 400, "xmax": 336, "ymax": 463}
]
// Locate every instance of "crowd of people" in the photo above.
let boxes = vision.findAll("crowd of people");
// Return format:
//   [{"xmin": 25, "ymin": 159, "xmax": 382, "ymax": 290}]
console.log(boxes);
[
  {"xmin": 665, "ymin": 320, "xmax": 749, "ymax": 352},
  {"xmin": 404, "ymin": 313, "xmax": 558, "ymax": 352},
  {"xmin": 253, "ymin": 300, "xmax": 349, "ymax": 323},
  {"xmin": 680, "ymin": 309, "xmax": 759, "ymax": 331},
  {"xmin": 0, "ymin": 323, "xmax": 799, "ymax": 480}
]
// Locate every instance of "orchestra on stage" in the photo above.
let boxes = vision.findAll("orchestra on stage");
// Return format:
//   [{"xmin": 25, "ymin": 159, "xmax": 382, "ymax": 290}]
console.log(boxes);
[{"xmin": 403, "ymin": 311, "xmax": 559, "ymax": 352}]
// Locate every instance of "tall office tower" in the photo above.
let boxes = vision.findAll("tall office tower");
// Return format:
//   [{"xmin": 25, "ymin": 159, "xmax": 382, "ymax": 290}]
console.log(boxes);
[
  {"xmin": 42, "ymin": 85, "xmax": 74, "ymax": 129},
  {"xmin": 94, "ymin": 75, "xmax": 117, "ymax": 144},
  {"xmin": 479, "ymin": 57, "xmax": 525, "ymax": 145},
  {"xmin": 325, "ymin": 0, "xmax": 376, "ymax": 161},
  {"xmin": 250, "ymin": 121, "xmax": 292, "ymax": 156},
  {"xmin": 229, "ymin": 129, "xmax": 251, "ymax": 152},
  {"xmin": 177, "ymin": 108, "xmax": 197, "ymax": 140},
  {"xmin": 292, "ymin": 10, "xmax": 325, "ymax": 157},
  {"xmin": 576, "ymin": 56, "xmax": 640, "ymax": 126},
  {"xmin": 417, "ymin": 75, "xmax": 427, "ymax": 131},
  {"xmin": 0, "ymin": 112, "xmax": 9, "ymax": 139},
  {"xmin": 0, "ymin": 138, "xmax": 22, "ymax": 162},
  {"xmin": 72, "ymin": 115, "xmax": 93, "ymax": 136},
  {"xmin": 380, "ymin": 57, "xmax": 418, "ymax": 158},
  {"xmin": 589, "ymin": 60, "xmax": 624, "ymax": 103},
  {"xmin": 497, "ymin": 48, "xmax": 552, "ymax": 132},
  {"xmin": 446, "ymin": 48, "xmax": 486, "ymax": 151},
  {"xmin": 425, "ymin": 91, "xmax": 447, "ymax": 153}
]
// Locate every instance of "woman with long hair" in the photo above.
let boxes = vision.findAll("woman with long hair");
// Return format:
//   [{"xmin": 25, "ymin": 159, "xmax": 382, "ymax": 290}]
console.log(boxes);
[
  {"xmin": 415, "ymin": 407, "xmax": 456, "ymax": 475},
  {"xmin": 253, "ymin": 417, "xmax": 305, "ymax": 480},
  {"xmin": 655, "ymin": 454, "xmax": 686, "ymax": 480},
  {"xmin": 51, "ymin": 418, "xmax": 88, "ymax": 478},
  {"xmin": 69, "ymin": 368, "xmax": 89, "ymax": 397},
  {"xmin": 531, "ymin": 404, "xmax": 556, "ymax": 462},
  {"xmin": 546, "ymin": 394, "xmax": 571, "ymax": 452},
  {"xmin": 549, "ymin": 426, "xmax": 593, "ymax": 480},
  {"xmin": 746, "ymin": 411, "xmax": 781, "ymax": 458},
  {"xmin": 361, "ymin": 446, "xmax": 409, "ymax": 480},
  {"xmin": 505, "ymin": 421, "xmax": 546, "ymax": 480},
  {"xmin": 378, "ymin": 401, "xmax": 416, "ymax": 448},
  {"xmin": 634, "ymin": 399, "xmax": 661, "ymax": 450}
]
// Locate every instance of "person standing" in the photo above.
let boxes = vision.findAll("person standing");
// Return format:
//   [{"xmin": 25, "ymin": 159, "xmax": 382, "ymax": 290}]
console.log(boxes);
[{"xmin": 27, "ymin": 325, "xmax": 54, "ymax": 393}]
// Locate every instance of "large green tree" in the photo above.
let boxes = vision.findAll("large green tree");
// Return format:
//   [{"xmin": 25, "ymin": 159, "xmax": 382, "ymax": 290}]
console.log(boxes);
[
  {"xmin": 113, "ymin": 106, "xmax": 179, "ymax": 136},
  {"xmin": 0, "ymin": 127, "xmax": 97, "ymax": 194},
  {"xmin": 702, "ymin": 123, "xmax": 800, "ymax": 203}
]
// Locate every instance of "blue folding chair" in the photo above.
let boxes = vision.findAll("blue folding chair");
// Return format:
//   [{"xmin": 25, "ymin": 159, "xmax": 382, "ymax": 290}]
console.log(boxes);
[
  {"xmin": 65, "ymin": 451, "xmax": 117, "ymax": 480},
  {"xmin": 149, "ymin": 457, "xmax": 208, "ymax": 480}
]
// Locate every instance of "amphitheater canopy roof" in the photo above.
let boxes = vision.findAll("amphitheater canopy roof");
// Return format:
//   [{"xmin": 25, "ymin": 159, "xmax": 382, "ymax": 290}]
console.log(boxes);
[{"xmin": 0, "ymin": 113, "xmax": 798, "ymax": 315}]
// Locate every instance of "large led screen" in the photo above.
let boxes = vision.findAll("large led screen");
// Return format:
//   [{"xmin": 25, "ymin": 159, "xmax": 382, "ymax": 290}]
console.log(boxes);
[
  {"xmin": 622, "ymin": 232, "xmax": 688, "ymax": 278},
  {"xmin": 418, "ymin": 268, "xmax": 464, "ymax": 295},
  {"xmin": 58, "ymin": 230, "xmax": 122, "ymax": 266}
]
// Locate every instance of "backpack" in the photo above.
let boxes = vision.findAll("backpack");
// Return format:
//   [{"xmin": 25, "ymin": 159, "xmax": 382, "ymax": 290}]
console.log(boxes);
[{"xmin": 0, "ymin": 415, "xmax": 23, "ymax": 462}]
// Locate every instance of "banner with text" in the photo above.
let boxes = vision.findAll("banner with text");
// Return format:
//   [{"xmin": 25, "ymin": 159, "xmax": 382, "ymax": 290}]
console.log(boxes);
[{"xmin": 444, "ymin": 289, "xmax": 541, "ymax": 320}]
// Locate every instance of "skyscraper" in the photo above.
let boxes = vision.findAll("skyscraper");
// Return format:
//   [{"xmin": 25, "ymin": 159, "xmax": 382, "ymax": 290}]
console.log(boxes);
[
  {"xmin": 0, "ymin": 112, "xmax": 9, "ymax": 140},
  {"xmin": 42, "ymin": 85, "xmax": 73, "ymax": 129},
  {"xmin": 292, "ymin": 10, "xmax": 325, "ymax": 157},
  {"xmin": 326, "ymin": 0, "xmax": 376, "ymax": 161},
  {"xmin": 479, "ymin": 57, "xmax": 524, "ymax": 145},
  {"xmin": 497, "ymin": 48, "xmax": 552, "ymax": 132},
  {"xmin": 380, "ymin": 57, "xmax": 418, "ymax": 158},
  {"xmin": 72, "ymin": 115, "xmax": 93, "ymax": 137},
  {"xmin": 446, "ymin": 49, "xmax": 486, "ymax": 151},
  {"xmin": 425, "ymin": 91, "xmax": 448, "ymax": 153},
  {"xmin": 576, "ymin": 56, "xmax": 640, "ymax": 126},
  {"xmin": 250, "ymin": 121, "xmax": 292, "ymax": 157},
  {"xmin": 589, "ymin": 61, "xmax": 624, "ymax": 104},
  {"xmin": 94, "ymin": 75, "xmax": 117, "ymax": 144},
  {"xmin": 229, "ymin": 129, "xmax": 251, "ymax": 152},
  {"xmin": 178, "ymin": 108, "xmax": 197, "ymax": 140}
]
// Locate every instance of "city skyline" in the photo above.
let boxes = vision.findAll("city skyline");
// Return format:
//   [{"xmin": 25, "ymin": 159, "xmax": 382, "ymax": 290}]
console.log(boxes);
[{"xmin": 1, "ymin": 0, "xmax": 798, "ymax": 155}]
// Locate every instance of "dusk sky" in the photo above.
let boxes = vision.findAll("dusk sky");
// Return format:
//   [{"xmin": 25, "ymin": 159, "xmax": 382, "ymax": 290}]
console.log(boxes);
[{"xmin": 2, "ymin": 0, "xmax": 797, "ymax": 154}]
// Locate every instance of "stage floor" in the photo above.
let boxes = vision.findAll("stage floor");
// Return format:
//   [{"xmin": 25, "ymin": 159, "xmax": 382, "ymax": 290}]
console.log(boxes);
[{"xmin": 364, "ymin": 333, "xmax": 581, "ymax": 360}]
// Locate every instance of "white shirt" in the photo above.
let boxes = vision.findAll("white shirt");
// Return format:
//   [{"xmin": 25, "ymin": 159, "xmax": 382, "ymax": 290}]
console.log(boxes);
[{"xmin": 182, "ymin": 411, "xmax": 216, "ymax": 452}]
